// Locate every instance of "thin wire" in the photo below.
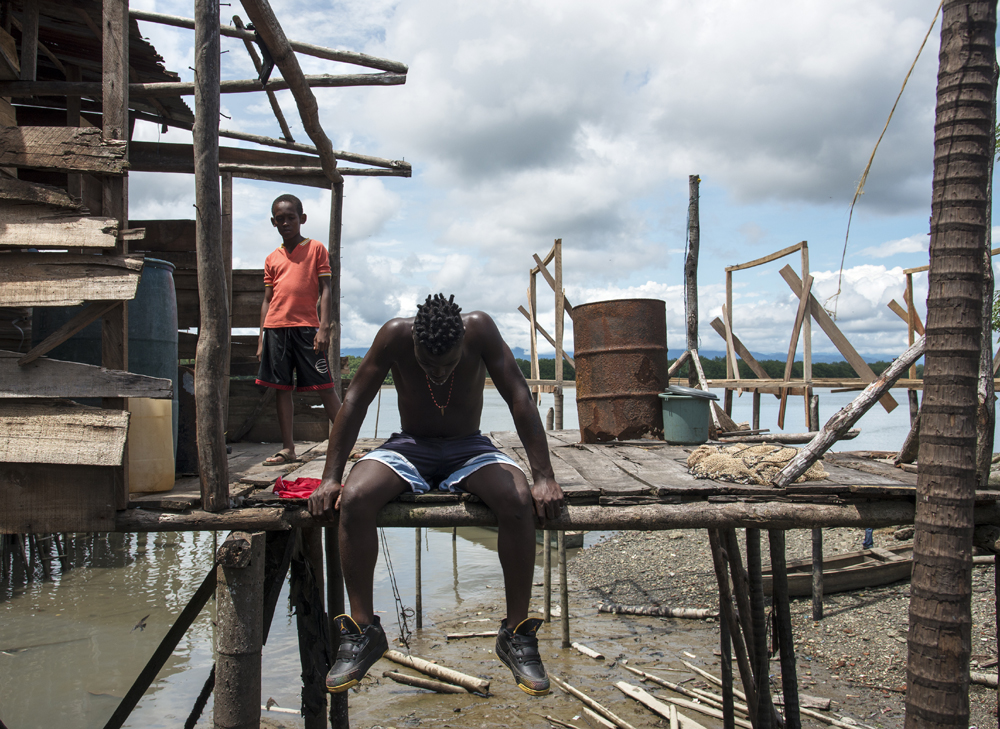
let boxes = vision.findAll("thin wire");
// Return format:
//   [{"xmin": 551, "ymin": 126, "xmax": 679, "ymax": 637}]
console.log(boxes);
[
  {"xmin": 832, "ymin": 0, "xmax": 943, "ymax": 319},
  {"xmin": 379, "ymin": 527, "xmax": 413, "ymax": 649},
  {"xmin": 374, "ymin": 387, "xmax": 382, "ymax": 439}
]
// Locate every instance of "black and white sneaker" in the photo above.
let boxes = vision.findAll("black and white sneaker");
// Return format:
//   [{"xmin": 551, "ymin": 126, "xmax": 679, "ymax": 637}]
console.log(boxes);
[
  {"xmin": 495, "ymin": 617, "xmax": 550, "ymax": 696},
  {"xmin": 325, "ymin": 614, "xmax": 389, "ymax": 693}
]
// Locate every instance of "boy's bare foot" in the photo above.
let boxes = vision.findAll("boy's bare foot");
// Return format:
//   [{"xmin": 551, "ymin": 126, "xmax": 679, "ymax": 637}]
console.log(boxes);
[{"xmin": 264, "ymin": 448, "xmax": 299, "ymax": 465}]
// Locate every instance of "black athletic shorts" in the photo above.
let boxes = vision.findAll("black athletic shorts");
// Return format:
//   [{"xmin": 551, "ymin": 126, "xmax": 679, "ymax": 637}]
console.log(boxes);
[{"xmin": 256, "ymin": 327, "xmax": 335, "ymax": 391}]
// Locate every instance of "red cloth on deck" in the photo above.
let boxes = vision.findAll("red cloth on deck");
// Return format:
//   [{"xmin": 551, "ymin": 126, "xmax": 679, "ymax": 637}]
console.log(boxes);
[{"xmin": 273, "ymin": 476, "xmax": 322, "ymax": 499}]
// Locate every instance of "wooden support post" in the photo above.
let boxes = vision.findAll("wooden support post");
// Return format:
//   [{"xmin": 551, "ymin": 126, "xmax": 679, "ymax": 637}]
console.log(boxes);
[
  {"xmin": 324, "ymin": 519, "xmax": 348, "ymax": 729},
  {"xmin": 745, "ymin": 528, "xmax": 772, "ymax": 729},
  {"xmin": 722, "ymin": 529, "xmax": 756, "ymax": 671},
  {"xmin": 554, "ymin": 239, "xmax": 565, "ymax": 430},
  {"xmin": 543, "ymin": 529, "xmax": 552, "ymax": 621},
  {"xmin": 66, "ymin": 64, "xmax": 84, "ymax": 204},
  {"xmin": 685, "ymin": 174, "xmax": 700, "ymax": 388},
  {"xmin": 18, "ymin": 0, "xmax": 37, "ymax": 81},
  {"xmin": 529, "ymin": 274, "xmax": 540, "ymax": 405},
  {"xmin": 801, "ymin": 243, "xmax": 812, "ymax": 428},
  {"xmin": 221, "ymin": 172, "xmax": 233, "ymax": 430},
  {"xmin": 415, "ymin": 527, "xmax": 422, "ymax": 629},
  {"xmin": 558, "ymin": 529, "xmax": 570, "ymax": 648},
  {"xmin": 215, "ymin": 531, "xmax": 264, "ymax": 729},
  {"xmin": 752, "ymin": 391, "xmax": 761, "ymax": 431},
  {"xmin": 811, "ymin": 528, "xmax": 823, "ymax": 621},
  {"xmin": 909, "ymin": 389, "xmax": 920, "ymax": 424},
  {"xmin": 768, "ymin": 529, "xmax": 801, "ymax": 729},
  {"xmin": 809, "ymin": 394, "xmax": 819, "ymax": 432},
  {"xmin": 291, "ymin": 528, "xmax": 330, "ymax": 729},
  {"xmin": 194, "ymin": 0, "xmax": 229, "ymax": 511},
  {"xmin": 103, "ymin": 0, "xmax": 129, "ymax": 507},
  {"xmin": 329, "ymin": 181, "xmax": 343, "ymax": 400},
  {"xmin": 720, "ymin": 603, "xmax": 735, "ymax": 729}
]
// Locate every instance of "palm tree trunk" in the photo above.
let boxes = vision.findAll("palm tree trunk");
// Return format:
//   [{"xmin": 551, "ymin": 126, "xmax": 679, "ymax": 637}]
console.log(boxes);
[{"xmin": 906, "ymin": 2, "xmax": 996, "ymax": 727}]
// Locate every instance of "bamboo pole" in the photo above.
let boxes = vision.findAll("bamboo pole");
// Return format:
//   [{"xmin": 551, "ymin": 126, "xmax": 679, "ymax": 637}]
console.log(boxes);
[
  {"xmin": 554, "ymin": 238, "xmax": 565, "ymax": 429},
  {"xmin": 382, "ymin": 671, "xmax": 466, "ymax": 693},
  {"xmin": 597, "ymin": 604, "xmax": 717, "ymax": 619},
  {"xmin": 239, "ymin": 0, "xmax": 344, "ymax": 184},
  {"xmin": 768, "ymin": 529, "xmax": 801, "ymax": 729},
  {"xmin": 384, "ymin": 650, "xmax": 490, "ymax": 694},
  {"xmin": 214, "ymin": 532, "xmax": 264, "ymax": 729},
  {"xmin": 559, "ymin": 529, "xmax": 570, "ymax": 648},
  {"xmin": 193, "ymin": 0, "xmax": 229, "ymax": 512},
  {"xmin": 801, "ymin": 243, "xmax": 812, "ymax": 428},
  {"xmin": 552, "ymin": 676, "xmax": 639, "ymax": 729},
  {"xmin": 221, "ymin": 172, "xmax": 233, "ymax": 431},
  {"xmin": 685, "ymin": 175, "xmax": 700, "ymax": 388},
  {"xmin": 529, "ymin": 276, "xmax": 540, "ymax": 405}
]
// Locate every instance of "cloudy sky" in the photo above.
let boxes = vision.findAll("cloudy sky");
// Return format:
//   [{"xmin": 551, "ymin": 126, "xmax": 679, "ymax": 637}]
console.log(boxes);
[{"xmin": 128, "ymin": 0, "xmax": 998, "ymax": 359}]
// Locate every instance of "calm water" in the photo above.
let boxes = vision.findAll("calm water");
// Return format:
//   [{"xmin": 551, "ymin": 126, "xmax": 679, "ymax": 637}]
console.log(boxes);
[{"xmin": 1, "ymin": 385, "xmax": 990, "ymax": 727}]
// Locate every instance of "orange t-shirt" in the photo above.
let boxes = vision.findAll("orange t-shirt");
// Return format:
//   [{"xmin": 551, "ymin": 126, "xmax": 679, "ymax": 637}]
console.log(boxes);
[{"xmin": 262, "ymin": 239, "xmax": 332, "ymax": 328}]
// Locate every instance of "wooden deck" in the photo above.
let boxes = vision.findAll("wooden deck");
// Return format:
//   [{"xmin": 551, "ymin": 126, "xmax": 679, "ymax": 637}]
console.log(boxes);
[{"xmin": 123, "ymin": 430, "xmax": 1000, "ymax": 533}]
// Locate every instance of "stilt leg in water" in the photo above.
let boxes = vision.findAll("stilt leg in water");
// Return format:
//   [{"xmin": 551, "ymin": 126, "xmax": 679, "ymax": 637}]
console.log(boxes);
[
  {"xmin": 559, "ymin": 530, "xmax": 570, "ymax": 648},
  {"xmin": 769, "ymin": 529, "xmax": 801, "ymax": 729},
  {"xmin": 811, "ymin": 528, "xmax": 823, "ymax": 621}
]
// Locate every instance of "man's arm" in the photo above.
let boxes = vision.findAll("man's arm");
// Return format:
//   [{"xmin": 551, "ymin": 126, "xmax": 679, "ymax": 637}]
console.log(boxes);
[
  {"xmin": 308, "ymin": 320, "xmax": 404, "ymax": 518},
  {"xmin": 473, "ymin": 312, "xmax": 564, "ymax": 521},
  {"xmin": 257, "ymin": 285, "xmax": 273, "ymax": 361},
  {"xmin": 314, "ymin": 276, "xmax": 332, "ymax": 353}
]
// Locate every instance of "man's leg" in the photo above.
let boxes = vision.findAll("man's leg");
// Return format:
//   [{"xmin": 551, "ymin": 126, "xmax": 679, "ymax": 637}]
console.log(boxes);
[
  {"xmin": 338, "ymin": 459, "xmax": 409, "ymax": 624},
  {"xmin": 317, "ymin": 387, "xmax": 342, "ymax": 424},
  {"xmin": 275, "ymin": 388, "xmax": 295, "ymax": 457},
  {"xmin": 459, "ymin": 464, "xmax": 536, "ymax": 628}
]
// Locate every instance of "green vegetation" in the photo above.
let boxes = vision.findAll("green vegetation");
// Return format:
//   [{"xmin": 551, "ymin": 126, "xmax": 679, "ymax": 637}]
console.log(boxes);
[{"xmin": 515, "ymin": 358, "xmax": 576, "ymax": 381}]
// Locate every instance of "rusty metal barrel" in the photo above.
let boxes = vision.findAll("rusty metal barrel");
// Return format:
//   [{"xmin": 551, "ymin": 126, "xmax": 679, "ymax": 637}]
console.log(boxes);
[{"xmin": 574, "ymin": 298, "xmax": 668, "ymax": 442}]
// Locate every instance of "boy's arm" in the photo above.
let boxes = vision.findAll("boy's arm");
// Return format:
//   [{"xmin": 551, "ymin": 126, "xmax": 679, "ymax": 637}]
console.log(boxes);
[
  {"xmin": 257, "ymin": 285, "xmax": 273, "ymax": 361},
  {"xmin": 474, "ymin": 312, "xmax": 564, "ymax": 521},
  {"xmin": 314, "ymin": 276, "xmax": 332, "ymax": 353}
]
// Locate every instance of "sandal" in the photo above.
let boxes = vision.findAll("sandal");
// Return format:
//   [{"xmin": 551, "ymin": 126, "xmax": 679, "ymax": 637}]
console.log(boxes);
[{"xmin": 264, "ymin": 449, "xmax": 300, "ymax": 466}]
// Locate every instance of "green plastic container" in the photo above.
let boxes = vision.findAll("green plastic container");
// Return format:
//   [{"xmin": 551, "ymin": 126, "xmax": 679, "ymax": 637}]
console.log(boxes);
[{"xmin": 659, "ymin": 391, "xmax": 713, "ymax": 445}]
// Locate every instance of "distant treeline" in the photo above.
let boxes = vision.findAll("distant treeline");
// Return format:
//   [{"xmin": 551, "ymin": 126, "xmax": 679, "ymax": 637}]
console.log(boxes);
[{"xmin": 670, "ymin": 355, "xmax": 923, "ymax": 380}]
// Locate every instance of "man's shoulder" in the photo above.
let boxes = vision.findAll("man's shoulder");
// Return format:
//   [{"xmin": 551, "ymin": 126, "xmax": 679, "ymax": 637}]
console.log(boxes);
[{"xmin": 380, "ymin": 317, "xmax": 415, "ymax": 340}]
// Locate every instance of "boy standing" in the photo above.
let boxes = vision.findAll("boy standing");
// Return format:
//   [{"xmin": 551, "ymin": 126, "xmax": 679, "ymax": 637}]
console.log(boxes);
[{"xmin": 256, "ymin": 194, "xmax": 341, "ymax": 464}]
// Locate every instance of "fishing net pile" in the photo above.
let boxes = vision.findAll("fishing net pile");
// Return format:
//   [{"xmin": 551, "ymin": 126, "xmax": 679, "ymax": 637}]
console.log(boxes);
[{"xmin": 686, "ymin": 443, "xmax": 827, "ymax": 486}]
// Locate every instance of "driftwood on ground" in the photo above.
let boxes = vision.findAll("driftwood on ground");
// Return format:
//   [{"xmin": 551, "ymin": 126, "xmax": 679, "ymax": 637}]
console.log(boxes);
[
  {"xmin": 598, "ymin": 603, "xmax": 717, "ymax": 619},
  {"xmin": 383, "ymin": 649, "xmax": 489, "ymax": 694}
]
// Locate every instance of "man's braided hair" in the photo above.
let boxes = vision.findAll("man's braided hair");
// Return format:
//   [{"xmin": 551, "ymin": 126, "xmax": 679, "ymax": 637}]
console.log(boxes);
[{"xmin": 413, "ymin": 294, "xmax": 464, "ymax": 355}]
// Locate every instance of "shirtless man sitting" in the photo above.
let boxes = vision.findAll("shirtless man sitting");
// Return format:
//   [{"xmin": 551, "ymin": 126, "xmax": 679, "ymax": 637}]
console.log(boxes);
[{"xmin": 308, "ymin": 293, "xmax": 565, "ymax": 696}]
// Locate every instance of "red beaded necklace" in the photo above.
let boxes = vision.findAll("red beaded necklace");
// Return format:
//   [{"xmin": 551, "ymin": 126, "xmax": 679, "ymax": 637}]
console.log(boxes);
[{"xmin": 426, "ymin": 372, "xmax": 455, "ymax": 415}]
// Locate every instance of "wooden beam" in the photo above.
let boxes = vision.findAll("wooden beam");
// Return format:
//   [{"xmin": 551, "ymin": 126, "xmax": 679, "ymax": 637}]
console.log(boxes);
[
  {"xmin": 889, "ymin": 298, "xmax": 926, "ymax": 336},
  {"xmin": 113, "ymin": 498, "xmax": 1000, "ymax": 534},
  {"xmin": 778, "ymin": 274, "xmax": 813, "ymax": 429},
  {"xmin": 779, "ymin": 265, "xmax": 898, "ymax": 413},
  {"xmin": 517, "ymin": 305, "xmax": 575, "ymax": 367},
  {"xmin": 239, "ymin": 0, "xmax": 343, "ymax": 184},
  {"xmin": 129, "ymin": 8, "xmax": 409, "ymax": 74},
  {"xmin": 0, "ymin": 463, "xmax": 116, "ymax": 533},
  {"xmin": 726, "ymin": 242, "xmax": 804, "ymax": 273},
  {"xmin": 0, "ymin": 204, "xmax": 119, "ymax": 249},
  {"xmin": 18, "ymin": 0, "xmax": 37, "ymax": 81},
  {"xmin": 130, "ymin": 219, "xmax": 196, "ymax": 252},
  {"xmin": 16, "ymin": 300, "xmax": 118, "ymax": 365},
  {"xmin": 194, "ymin": 0, "xmax": 229, "ymax": 513},
  {"xmin": 216, "ymin": 128, "xmax": 409, "ymax": 169},
  {"xmin": 0, "ymin": 400, "xmax": 129, "ymax": 466},
  {"xmin": 0, "ymin": 253, "xmax": 142, "ymax": 307},
  {"xmin": 0, "ymin": 126, "xmax": 126, "ymax": 173},
  {"xmin": 0, "ymin": 176, "xmax": 85, "ymax": 210},
  {"xmin": 709, "ymin": 318, "xmax": 773, "ymax": 384},
  {"xmin": 1, "ymin": 350, "xmax": 172, "ymax": 398},
  {"xmin": 231, "ymin": 14, "xmax": 295, "ymax": 142},
  {"xmin": 531, "ymin": 253, "xmax": 574, "ymax": 319},
  {"xmin": 0, "ymin": 73, "xmax": 407, "ymax": 98}
]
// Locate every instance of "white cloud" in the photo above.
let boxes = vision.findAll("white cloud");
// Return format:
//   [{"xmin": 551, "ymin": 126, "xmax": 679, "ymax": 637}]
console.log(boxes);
[{"xmin": 861, "ymin": 233, "xmax": 928, "ymax": 258}]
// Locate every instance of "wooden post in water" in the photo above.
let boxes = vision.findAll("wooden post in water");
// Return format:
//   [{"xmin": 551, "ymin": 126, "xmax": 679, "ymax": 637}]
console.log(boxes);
[
  {"xmin": 558, "ymin": 530, "xmax": 570, "ymax": 648},
  {"xmin": 685, "ymin": 175, "xmax": 700, "ymax": 388},
  {"xmin": 768, "ymin": 529, "xmax": 801, "ymax": 729},
  {"xmin": 752, "ymin": 390, "xmax": 761, "ymax": 431},
  {"xmin": 809, "ymin": 394, "xmax": 819, "ymax": 433},
  {"xmin": 194, "ymin": 0, "xmax": 229, "ymax": 512},
  {"xmin": 291, "ymin": 528, "xmax": 330, "ymax": 729},
  {"xmin": 415, "ymin": 527, "xmax": 423, "ymax": 629},
  {"xmin": 102, "ymin": 0, "xmax": 130, "ymax": 505},
  {"xmin": 720, "ymin": 604, "xmax": 735, "ymax": 729},
  {"xmin": 325, "ymin": 520, "xmax": 349, "ymax": 729},
  {"xmin": 554, "ymin": 238, "xmax": 565, "ymax": 429},
  {"xmin": 215, "ymin": 531, "xmax": 264, "ymax": 729},
  {"xmin": 745, "ymin": 528, "xmax": 772, "ymax": 729},
  {"xmin": 811, "ymin": 528, "xmax": 823, "ymax": 621},
  {"xmin": 543, "ymin": 530, "xmax": 552, "ymax": 621},
  {"xmin": 221, "ymin": 172, "xmax": 233, "ymax": 429}
]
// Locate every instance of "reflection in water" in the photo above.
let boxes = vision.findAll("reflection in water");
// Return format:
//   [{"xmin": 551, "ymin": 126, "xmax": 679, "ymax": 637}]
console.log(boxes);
[{"xmin": 0, "ymin": 526, "xmax": 599, "ymax": 729}]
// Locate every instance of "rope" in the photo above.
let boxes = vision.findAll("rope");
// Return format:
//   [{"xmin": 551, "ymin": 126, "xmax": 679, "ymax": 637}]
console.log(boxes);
[
  {"xmin": 379, "ymin": 527, "xmax": 413, "ymax": 649},
  {"xmin": 831, "ymin": 0, "xmax": 943, "ymax": 319}
]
